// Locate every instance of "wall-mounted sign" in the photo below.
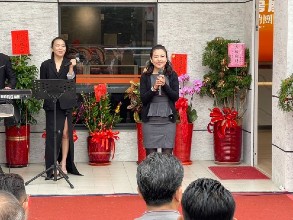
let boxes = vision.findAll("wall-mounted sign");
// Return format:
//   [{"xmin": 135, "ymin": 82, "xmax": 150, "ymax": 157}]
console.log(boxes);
[
  {"xmin": 259, "ymin": 0, "xmax": 274, "ymax": 62},
  {"xmin": 171, "ymin": 53, "xmax": 187, "ymax": 76},
  {"xmin": 11, "ymin": 30, "xmax": 30, "ymax": 55},
  {"xmin": 228, "ymin": 43, "xmax": 245, "ymax": 67}
]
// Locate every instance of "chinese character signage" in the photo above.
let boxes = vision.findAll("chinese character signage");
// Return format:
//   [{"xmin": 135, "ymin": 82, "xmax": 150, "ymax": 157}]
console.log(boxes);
[
  {"xmin": 11, "ymin": 30, "xmax": 30, "ymax": 55},
  {"xmin": 171, "ymin": 54, "xmax": 187, "ymax": 76},
  {"xmin": 259, "ymin": 0, "xmax": 274, "ymax": 62},
  {"xmin": 228, "ymin": 43, "xmax": 245, "ymax": 68}
]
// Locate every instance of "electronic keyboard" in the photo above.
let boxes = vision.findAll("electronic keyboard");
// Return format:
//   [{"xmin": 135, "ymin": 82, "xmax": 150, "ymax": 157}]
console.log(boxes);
[{"xmin": 0, "ymin": 89, "xmax": 32, "ymax": 99}]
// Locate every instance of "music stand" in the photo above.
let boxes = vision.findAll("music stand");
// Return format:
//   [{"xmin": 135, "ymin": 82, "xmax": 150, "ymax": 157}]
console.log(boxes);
[{"xmin": 25, "ymin": 79, "xmax": 75, "ymax": 188}]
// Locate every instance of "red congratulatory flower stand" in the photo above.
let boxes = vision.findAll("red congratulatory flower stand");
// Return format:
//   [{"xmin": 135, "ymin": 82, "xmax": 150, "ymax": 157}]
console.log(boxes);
[
  {"xmin": 173, "ymin": 123, "xmax": 194, "ymax": 165},
  {"xmin": 136, "ymin": 123, "xmax": 146, "ymax": 164},
  {"xmin": 213, "ymin": 122, "xmax": 242, "ymax": 164},
  {"xmin": 87, "ymin": 136, "xmax": 113, "ymax": 166}
]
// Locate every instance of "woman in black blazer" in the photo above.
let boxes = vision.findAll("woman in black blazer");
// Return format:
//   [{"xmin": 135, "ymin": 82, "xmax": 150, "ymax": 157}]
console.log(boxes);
[
  {"xmin": 0, "ymin": 53, "xmax": 16, "ymax": 89},
  {"xmin": 140, "ymin": 45, "xmax": 179, "ymax": 156},
  {"xmin": 40, "ymin": 37, "xmax": 81, "ymax": 179}
]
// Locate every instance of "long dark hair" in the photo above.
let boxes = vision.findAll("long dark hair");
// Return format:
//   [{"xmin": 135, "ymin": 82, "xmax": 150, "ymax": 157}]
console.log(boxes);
[
  {"xmin": 50, "ymin": 36, "xmax": 69, "ymax": 59},
  {"xmin": 143, "ymin": 44, "xmax": 173, "ymax": 76}
]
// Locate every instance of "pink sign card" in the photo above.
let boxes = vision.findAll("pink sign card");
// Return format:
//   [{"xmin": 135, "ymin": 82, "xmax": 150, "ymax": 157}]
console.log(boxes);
[
  {"xmin": 171, "ymin": 53, "xmax": 187, "ymax": 76},
  {"xmin": 11, "ymin": 30, "xmax": 30, "ymax": 55},
  {"xmin": 228, "ymin": 43, "xmax": 245, "ymax": 67}
]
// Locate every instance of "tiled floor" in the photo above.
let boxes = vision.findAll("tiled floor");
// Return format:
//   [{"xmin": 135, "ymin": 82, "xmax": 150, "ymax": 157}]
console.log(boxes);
[
  {"xmin": 257, "ymin": 129, "xmax": 272, "ymax": 176},
  {"xmin": 1, "ymin": 160, "xmax": 282, "ymax": 196}
]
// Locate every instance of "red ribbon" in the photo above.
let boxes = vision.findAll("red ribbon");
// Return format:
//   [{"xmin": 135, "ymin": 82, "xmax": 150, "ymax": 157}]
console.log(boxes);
[
  {"xmin": 175, "ymin": 97, "xmax": 189, "ymax": 139},
  {"xmin": 42, "ymin": 130, "xmax": 78, "ymax": 142},
  {"xmin": 207, "ymin": 107, "xmax": 238, "ymax": 138},
  {"xmin": 90, "ymin": 129, "xmax": 119, "ymax": 159}
]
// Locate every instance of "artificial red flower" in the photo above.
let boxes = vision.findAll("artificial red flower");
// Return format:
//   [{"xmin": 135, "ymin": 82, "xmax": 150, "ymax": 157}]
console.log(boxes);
[{"xmin": 94, "ymin": 84, "xmax": 107, "ymax": 102}]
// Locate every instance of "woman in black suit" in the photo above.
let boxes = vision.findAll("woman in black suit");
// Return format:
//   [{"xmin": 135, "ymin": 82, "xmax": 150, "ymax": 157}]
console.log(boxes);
[{"xmin": 40, "ymin": 37, "xmax": 81, "ymax": 179}]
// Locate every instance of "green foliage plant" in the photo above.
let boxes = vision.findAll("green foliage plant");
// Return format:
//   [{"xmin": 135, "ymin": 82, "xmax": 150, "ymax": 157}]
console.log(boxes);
[
  {"xmin": 278, "ymin": 73, "xmax": 293, "ymax": 112},
  {"xmin": 200, "ymin": 37, "xmax": 252, "ymax": 119},
  {"xmin": 10, "ymin": 55, "xmax": 42, "ymax": 125},
  {"xmin": 75, "ymin": 85, "xmax": 122, "ymax": 134},
  {"xmin": 124, "ymin": 81, "xmax": 142, "ymax": 122}
]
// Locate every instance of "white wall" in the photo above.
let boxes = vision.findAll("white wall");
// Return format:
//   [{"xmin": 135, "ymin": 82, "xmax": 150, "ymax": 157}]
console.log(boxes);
[
  {"xmin": 0, "ymin": 0, "xmax": 254, "ymax": 164},
  {"xmin": 272, "ymin": 0, "xmax": 293, "ymax": 191}
]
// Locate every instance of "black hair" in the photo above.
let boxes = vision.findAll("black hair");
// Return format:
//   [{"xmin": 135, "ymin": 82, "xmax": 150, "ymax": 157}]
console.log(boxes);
[
  {"xmin": 143, "ymin": 44, "xmax": 173, "ymax": 76},
  {"xmin": 136, "ymin": 152, "xmax": 184, "ymax": 206},
  {"xmin": 50, "ymin": 36, "xmax": 69, "ymax": 59},
  {"xmin": 0, "ymin": 173, "xmax": 27, "ymax": 203},
  {"xmin": 182, "ymin": 178, "xmax": 235, "ymax": 220}
]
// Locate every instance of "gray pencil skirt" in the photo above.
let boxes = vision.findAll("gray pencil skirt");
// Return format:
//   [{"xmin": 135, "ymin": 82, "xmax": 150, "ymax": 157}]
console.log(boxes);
[{"xmin": 142, "ymin": 117, "xmax": 176, "ymax": 149}]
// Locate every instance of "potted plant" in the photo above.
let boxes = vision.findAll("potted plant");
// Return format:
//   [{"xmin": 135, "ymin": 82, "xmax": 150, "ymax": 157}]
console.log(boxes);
[
  {"xmin": 5, "ymin": 55, "xmax": 42, "ymax": 167},
  {"xmin": 277, "ymin": 73, "xmax": 293, "ymax": 112},
  {"xmin": 124, "ymin": 81, "xmax": 145, "ymax": 164},
  {"xmin": 199, "ymin": 37, "xmax": 252, "ymax": 164},
  {"xmin": 75, "ymin": 84, "xmax": 122, "ymax": 165},
  {"xmin": 174, "ymin": 73, "xmax": 202, "ymax": 164}
]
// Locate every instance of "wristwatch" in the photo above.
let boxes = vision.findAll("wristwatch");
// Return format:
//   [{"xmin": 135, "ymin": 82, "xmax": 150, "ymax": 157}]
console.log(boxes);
[{"xmin": 151, "ymin": 86, "xmax": 157, "ymax": 92}]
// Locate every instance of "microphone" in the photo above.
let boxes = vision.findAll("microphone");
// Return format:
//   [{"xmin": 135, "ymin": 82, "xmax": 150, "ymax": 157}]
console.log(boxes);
[
  {"xmin": 158, "ymin": 68, "xmax": 163, "ymax": 96},
  {"xmin": 64, "ymin": 54, "xmax": 80, "ymax": 67}
]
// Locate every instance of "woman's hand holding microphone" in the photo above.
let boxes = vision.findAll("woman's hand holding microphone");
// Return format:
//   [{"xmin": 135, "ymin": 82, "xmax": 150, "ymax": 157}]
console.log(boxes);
[{"xmin": 152, "ymin": 75, "xmax": 165, "ymax": 94}]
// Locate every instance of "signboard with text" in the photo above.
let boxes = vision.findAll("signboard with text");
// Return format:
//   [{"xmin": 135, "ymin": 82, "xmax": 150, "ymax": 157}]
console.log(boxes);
[
  {"xmin": 171, "ymin": 53, "xmax": 187, "ymax": 76},
  {"xmin": 228, "ymin": 43, "xmax": 245, "ymax": 67},
  {"xmin": 259, "ymin": 0, "xmax": 274, "ymax": 62},
  {"xmin": 11, "ymin": 30, "xmax": 30, "ymax": 55}
]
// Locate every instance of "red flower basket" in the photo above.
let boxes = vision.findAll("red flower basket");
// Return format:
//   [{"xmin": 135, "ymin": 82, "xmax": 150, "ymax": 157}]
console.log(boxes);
[{"xmin": 88, "ymin": 129, "xmax": 119, "ymax": 165}]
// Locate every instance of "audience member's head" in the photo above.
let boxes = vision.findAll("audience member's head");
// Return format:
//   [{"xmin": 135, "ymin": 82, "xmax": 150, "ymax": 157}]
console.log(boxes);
[
  {"xmin": 181, "ymin": 178, "xmax": 235, "ymax": 220},
  {"xmin": 0, "ymin": 173, "xmax": 28, "ymax": 210},
  {"xmin": 136, "ymin": 152, "xmax": 184, "ymax": 210},
  {"xmin": 0, "ymin": 190, "xmax": 25, "ymax": 220}
]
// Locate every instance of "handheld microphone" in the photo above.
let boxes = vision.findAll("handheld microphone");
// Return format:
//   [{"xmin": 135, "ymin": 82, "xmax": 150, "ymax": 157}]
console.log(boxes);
[
  {"xmin": 158, "ymin": 68, "xmax": 163, "ymax": 96},
  {"xmin": 64, "ymin": 54, "xmax": 80, "ymax": 67}
]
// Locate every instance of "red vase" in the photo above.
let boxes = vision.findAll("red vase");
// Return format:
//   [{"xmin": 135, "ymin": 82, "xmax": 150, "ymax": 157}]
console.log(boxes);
[
  {"xmin": 87, "ymin": 136, "xmax": 113, "ymax": 166},
  {"xmin": 174, "ymin": 123, "xmax": 193, "ymax": 165},
  {"xmin": 136, "ymin": 123, "xmax": 146, "ymax": 164},
  {"xmin": 5, "ymin": 125, "xmax": 30, "ymax": 167},
  {"xmin": 213, "ymin": 122, "xmax": 242, "ymax": 164}
]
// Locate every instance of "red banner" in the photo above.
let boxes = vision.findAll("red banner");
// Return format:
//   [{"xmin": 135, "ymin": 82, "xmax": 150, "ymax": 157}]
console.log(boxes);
[
  {"xmin": 11, "ymin": 30, "xmax": 30, "ymax": 55},
  {"xmin": 171, "ymin": 53, "xmax": 187, "ymax": 76}
]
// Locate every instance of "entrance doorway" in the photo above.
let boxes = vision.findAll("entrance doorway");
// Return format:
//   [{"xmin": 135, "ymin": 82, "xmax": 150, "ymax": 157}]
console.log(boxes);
[
  {"xmin": 257, "ymin": 64, "xmax": 272, "ymax": 176},
  {"xmin": 255, "ymin": 0, "xmax": 273, "ymax": 176}
]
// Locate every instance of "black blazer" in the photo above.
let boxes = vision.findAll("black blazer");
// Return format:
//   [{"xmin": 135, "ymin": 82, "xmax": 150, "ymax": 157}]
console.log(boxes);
[
  {"xmin": 140, "ymin": 70, "xmax": 179, "ymax": 122},
  {"xmin": 0, "ymin": 53, "xmax": 16, "ymax": 89},
  {"xmin": 40, "ymin": 58, "xmax": 77, "ymax": 110}
]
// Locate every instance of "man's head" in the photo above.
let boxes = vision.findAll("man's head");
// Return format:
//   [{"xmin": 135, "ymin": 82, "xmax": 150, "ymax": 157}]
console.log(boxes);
[
  {"xmin": 0, "ymin": 190, "xmax": 25, "ymax": 220},
  {"xmin": 181, "ymin": 178, "xmax": 235, "ymax": 220},
  {"xmin": 0, "ymin": 173, "xmax": 28, "ymax": 210},
  {"xmin": 136, "ymin": 152, "xmax": 184, "ymax": 208}
]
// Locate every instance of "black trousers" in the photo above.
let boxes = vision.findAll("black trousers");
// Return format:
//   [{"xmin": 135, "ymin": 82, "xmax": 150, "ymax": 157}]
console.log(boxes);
[{"xmin": 44, "ymin": 103, "xmax": 81, "ymax": 177}]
